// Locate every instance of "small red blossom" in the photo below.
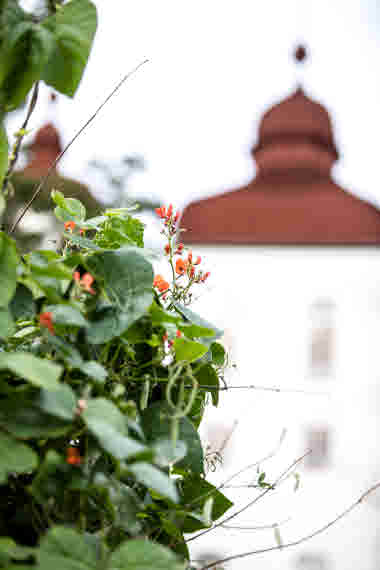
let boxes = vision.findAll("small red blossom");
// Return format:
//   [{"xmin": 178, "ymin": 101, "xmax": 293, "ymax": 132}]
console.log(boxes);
[
  {"xmin": 153, "ymin": 274, "xmax": 169, "ymax": 293},
  {"xmin": 66, "ymin": 446, "xmax": 81, "ymax": 466},
  {"xmin": 187, "ymin": 251, "xmax": 192, "ymax": 263},
  {"xmin": 194, "ymin": 256, "xmax": 201, "ymax": 265},
  {"xmin": 39, "ymin": 311, "xmax": 54, "ymax": 335},
  {"xmin": 175, "ymin": 258, "xmax": 188, "ymax": 275},
  {"xmin": 64, "ymin": 221, "xmax": 76, "ymax": 232},
  {"xmin": 81, "ymin": 273, "xmax": 95, "ymax": 294},
  {"xmin": 164, "ymin": 244, "xmax": 170, "ymax": 255},
  {"xmin": 74, "ymin": 271, "xmax": 96, "ymax": 294},
  {"xmin": 163, "ymin": 333, "xmax": 168, "ymax": 341},
  {"xmin": 176, "ymin": 330, "xmax": 182, "ymax": 337},
  {"xmin": 174, "ymin": 211, "xmax": 180, "ymax": 223},
  {"xmin": 201, "ymin": 271, "xmax": 210, "ymax": 282},
  {"xmin": 155, "ymin": 206, "xmax": 166, "ymax": 218},
  {"xmin": 190, "ymin": 266, "xmax": 195, "ymax": 277},
  {"xmin": 168, "ymin": 340, "xmax": 174, "ymax": 348},
  {"xmin": 166, "ymin": 204, "xmax": 173, "ymax": 219}
]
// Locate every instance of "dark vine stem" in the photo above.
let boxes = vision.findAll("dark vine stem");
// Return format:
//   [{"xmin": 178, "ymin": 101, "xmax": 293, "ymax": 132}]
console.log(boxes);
[
  {"xmin": 1, "ymin": 82, "xmax": 40, "ymax": 196},
  {"xmin": 10, "ymin": 59, "xmax": 149, "ymax": 234}
]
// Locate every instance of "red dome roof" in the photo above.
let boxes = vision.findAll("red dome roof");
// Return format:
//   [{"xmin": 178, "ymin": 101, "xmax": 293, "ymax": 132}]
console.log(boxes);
[
  {"xmin": 32, "ymin": 123, "xmax": 62, "ymax": 152},
  {"xmin": 180, "ymin": 87, "xmax": 380, "ymax": 245},
  {"xmin": 256, "ymin": 88, "xmax": 337, "ymax": 154}
]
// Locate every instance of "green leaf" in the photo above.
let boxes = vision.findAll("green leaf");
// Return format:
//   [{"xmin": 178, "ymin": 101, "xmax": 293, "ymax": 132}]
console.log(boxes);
[
  {"xmin": 178, "ymin": 323, "xmax": 216, "ymax": 339},
  {"xmin": 210, "ymin": 341, "xmax": 226, "ymax": 366},
  {"xmin": 86, "ymin": 248, "xmax": 153, "ymax": 343},
  {"xmin": 149, "ymin": 302, "xmax": 181, "ymax": 325},
  {"xmin": 83, "ymin": 398, "xmax": 147, "ymax": 460},
  {"xmin": 0, "ymin": 537, "xmax": 34, "ymax": 566},
  {"xmin": 9, "ymin": 283, "xmax": 36, "ymax": 321},
  {"xmin": 0, "ymin": 395, "xmax": 71, "ymax": 438},
  {"xmin": 87, "ymin": 248, "xmax": 153, "ymax": 310},
  {"xmin": 0, "ymin": 352, "xmax": 62, "ymax": 390},
  {"xmin": 80, "ymin": 360, "xmax": 107, "ymax": 383},
  {"xmin": 0, "ymin": 231, "xmax": 18, "ymax": 307},
  {"xmin": 108, "ymin": 539, "xmax": 185, "ymax": 570},
  {"xmin": 42, "ymin": 0, "xmax": 97, "ymax": 97},
  {"xmin": 129, "ymin": 462, "xmax": 179, "ymax": 503},
  {"xmin": 39, "ymin": 384, "xmax": 76, "ymax": 421},
  {"xmin": 30, "ymin": 450, "xmax": 68, "ymax": 505},
  {"xmin": 38, "ymin": 526, "xmax": 98, "ymax": 569},
  {"xmin": 173, "ymin": 302, "xmax": 223, "ymax": 343},
  {"xmin": 181, "ymin": 475, "xmax": 233, "ymax": 533},
  {"xmin": 173, "ymin": 337, "xmax": 208, "ymax": 363},
  {"xmin": 0, "ymin": 21, "xmax": 54, "ymax": 110},
  {"xmin": 153, "ymin": 438, "xmax": 187, "ymax": 467},
  {"xmin": 46, "ymin": 304, "xmax": 88, "ymax": 328},
  {"xmin": 0, "ymin": 307, "xmax": 14, "ymax": 339},
  {"xmin": 142, "ymin": 403, "xmax": 204, "ymax": 474},
  {"xmin": 195, "ymin": 363, "xmax": 219, "ymax": 406},
  {"xmin": 0, "ymin": 431, "xmax": 38, "ymax": 484},
  {"xmin": 95, "ymin": 215, "xmax": 144, "ymax": 249},
  {"xmin": 55, "ymin": 202, "xmax": 86, "ymax": 223},
  {"xmin": 0, "ymin": 121, "xmax": 8, "ymax": 188}
]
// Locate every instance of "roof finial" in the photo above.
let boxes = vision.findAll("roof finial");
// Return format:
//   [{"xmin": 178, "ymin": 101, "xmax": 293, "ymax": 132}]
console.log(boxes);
[{"xmin": 294, "ymin": 44, "xmax": 307, "ymax": 63}]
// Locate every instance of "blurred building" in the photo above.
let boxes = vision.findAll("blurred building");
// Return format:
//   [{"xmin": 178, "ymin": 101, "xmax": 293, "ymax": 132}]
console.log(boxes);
[
  {"xmin": 181, "ymin": 55, "xmax": 380, "ymax": 569},
  {"xmin": 4, "ymin": 121, "xmax": 101, "ymax": 251}
]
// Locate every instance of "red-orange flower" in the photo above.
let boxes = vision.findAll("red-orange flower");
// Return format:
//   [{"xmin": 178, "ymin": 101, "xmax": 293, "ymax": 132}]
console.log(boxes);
[
  {"xmin": 175, "ymin": 258, "xmax": 188, "ymax": 275},
  {"xmin": 176, "ymin": 330, "xmax": 182, "ymax": 337},
  {"xmin": 155, "ymin": 206, "xmax": 166, "ymax": 218},
  {"xmin": 187, "ymin": 251, "xmax": 192, "ymax": 263},
  {"xmin": 66, "ymin": 446, "xmax": 81, "ymax": 466},
  {"xmin": 81, "ymin": 273, "xmax": 95, "ymax": 294},
  {"xmin": 174, "ymin": 211, "xmax": 180, "ymax": 223},
  {"xmin": 194, "ymin": 256, "xmax": 201, "ymax": 265},
  {"xmin": 166, "ymin": 204, "xmax": 173, "ymax": 218},
  {"xmin": 74, "ymin": 271, "xmax": 95, "ymax": 294},
  {"xmin": 153, "ymin": 274, "xmax": 169, "ymax": 292},
  {"xmin": 164, "ymin": 244, "xmax": 170, "ymax": 255},
  {"xmin": 39, "ymin": 311, "xmax": 54, "ymax": 335},
  {"xmin": 201, "ymin": 271, "xmax": 210, "ymax": 282},
  {"xmin": 64, "ymin": 221, "xmax": 76, "ymax": 232}
]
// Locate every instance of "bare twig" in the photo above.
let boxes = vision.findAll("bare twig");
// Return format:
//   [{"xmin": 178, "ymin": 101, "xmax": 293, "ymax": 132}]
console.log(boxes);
[
  {"xmin": 2, "ymin": 82, "xmax": 40, "ymax": 195},
  {"xmin": 200, "ymin": 482, "xmax": 380, "ymax": 569},
  {"xmin": 185, "ymin": 383, "xmax": 329, "ymax": 395},
  {"xmin": 187, "ymin": 429, "xmax": 287, "ymax": 512},
  {"xmin": 221, "ymin": 516, "xmax": 291, "ymax": 531},
  {"xmin": 186, "ymin": 451, "xmax": 310, "ymax": 543},
  {"xmin": 10, "ymin": 59, "xmax": 149, "ymax": 233}
]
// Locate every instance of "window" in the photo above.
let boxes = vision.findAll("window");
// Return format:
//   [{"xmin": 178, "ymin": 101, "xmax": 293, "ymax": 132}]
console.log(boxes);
[
  {"xmin": 310, "ymin": 299, "xmax": 334, "ymax": 377},
  {"xmin": 306, "ymin": 427, "xmax": 330, "ymax": 469},
  {"xmin": 296, "ymin": 552, "xmax": 330, "ymax": 569}
]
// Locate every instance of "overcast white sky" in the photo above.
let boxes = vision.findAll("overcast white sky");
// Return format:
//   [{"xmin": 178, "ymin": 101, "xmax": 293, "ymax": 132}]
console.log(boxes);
[{"xmin": 13, "ymin": 0, "xmax": 380, "ymax": 213}]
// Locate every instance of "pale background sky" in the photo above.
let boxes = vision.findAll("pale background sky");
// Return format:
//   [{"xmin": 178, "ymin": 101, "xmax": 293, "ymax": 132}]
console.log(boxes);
[{"xmin": 12, "ymin": 0, "xmax": 380, "ymax": 218}]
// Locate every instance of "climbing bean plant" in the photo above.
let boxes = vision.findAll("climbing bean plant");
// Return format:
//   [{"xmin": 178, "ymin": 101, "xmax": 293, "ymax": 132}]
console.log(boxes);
[{"xmin": 0, "ymin": 2, "xmax": 234, "ymax": 568}]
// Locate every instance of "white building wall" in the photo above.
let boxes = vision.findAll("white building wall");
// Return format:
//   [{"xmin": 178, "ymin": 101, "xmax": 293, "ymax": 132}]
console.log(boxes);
[{"xmin": 182, "ymin": 245, "xmax": 380, "ymax": 570}]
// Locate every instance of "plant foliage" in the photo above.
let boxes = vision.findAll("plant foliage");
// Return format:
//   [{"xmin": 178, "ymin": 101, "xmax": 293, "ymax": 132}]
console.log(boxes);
[{"xmin": 0, "ymin": 193, "xmax": 232, "ymax": 568}]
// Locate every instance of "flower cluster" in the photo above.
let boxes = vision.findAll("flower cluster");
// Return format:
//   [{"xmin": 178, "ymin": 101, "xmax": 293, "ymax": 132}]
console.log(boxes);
[
  {"xmin": 64, "ymin": 221, "xmax": 85, "ymax": 236},
  {"xmin": 73, "ymin": 271, "xmax": 96, "ymax": 295},
  {"xmin": 153, "ymin": 204, "xmax": 210, "ymax": 304},
  {"xmin": 153, "ymin": 274, "xmax": 169, "ymax": 294}
]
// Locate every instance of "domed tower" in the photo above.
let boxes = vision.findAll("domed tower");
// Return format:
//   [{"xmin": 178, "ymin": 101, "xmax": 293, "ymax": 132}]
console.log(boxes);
[{"xmin": 181, "ymin": 74, "xmax": 380, "ymax": 244}]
